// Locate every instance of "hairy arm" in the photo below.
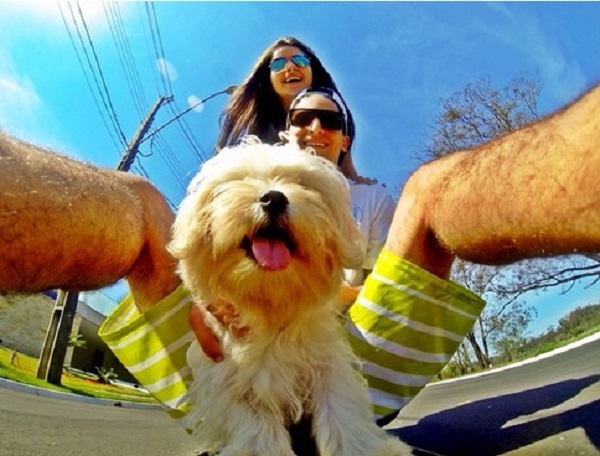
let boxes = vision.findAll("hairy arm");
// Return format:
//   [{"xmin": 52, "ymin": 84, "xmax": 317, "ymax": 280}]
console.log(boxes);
[
  {"xmin": 386, "ymin": 82, "xmax": 600, "ymax": 276},
  {"xmin": 0, "ymin": 133, "xmax": 180, "ymax": 310}
]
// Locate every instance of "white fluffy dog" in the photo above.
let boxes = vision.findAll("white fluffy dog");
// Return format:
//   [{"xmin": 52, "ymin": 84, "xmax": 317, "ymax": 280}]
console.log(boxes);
[{"xmin": 169, "ymin": 139, "xmax": 411, "ymax": 456}]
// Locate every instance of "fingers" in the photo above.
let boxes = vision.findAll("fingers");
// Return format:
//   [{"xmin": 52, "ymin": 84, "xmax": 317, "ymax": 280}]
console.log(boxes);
[
  {"xmin": 350, "ymin": 175, "xmax": 378, "ymax": 185},
  {"xmin": 206, "ymin": 299, "xmax": 250, "ymax": 338},
  {"xmin": 206, "ymin": 299, "xmax": 239, "ymax": 327},
  {"xmin": 278, "ymin": 130, "xmax": 294, "ymax": 145},
  {"xmin": 188, "ymin": 303, "xmax": 224, "ymax": 362},
  {"xmin": 188, "ymin": 299, "xmax": 251, "ymax": 361}
]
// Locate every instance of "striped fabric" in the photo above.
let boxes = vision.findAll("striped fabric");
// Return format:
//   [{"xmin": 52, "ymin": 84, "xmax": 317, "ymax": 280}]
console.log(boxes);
[
  {"xmin": 98, "ymin": 285, "xmax": 196, "ymax": 426},
  {"xmin": 99, "ymin": 249, "xmax": 484, "ymax": 429},
  {"xmin": 346, "ymin": 249, "xmax": 485, "ymax": 424}
]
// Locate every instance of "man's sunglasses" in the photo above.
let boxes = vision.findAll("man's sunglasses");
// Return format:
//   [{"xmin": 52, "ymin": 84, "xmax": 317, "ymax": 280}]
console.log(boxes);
[
  {"xmin": 288, "ymin": 109, "xmax": 345, "ymax": 131},
  {"xmin": 269, "ymin": 53, "xmax": 310, "ymax": 73}
]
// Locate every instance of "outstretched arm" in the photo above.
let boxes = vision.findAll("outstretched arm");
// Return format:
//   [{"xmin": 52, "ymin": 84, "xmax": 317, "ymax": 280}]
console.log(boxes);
[
  {"xmin": 387, "ymin": 82, "xmax": 600, "ymax": 277},
  {"xmin": 0, "ymin": 132, "xmax": 180, "ymax": 310},
  {"xmin": 346, "ymin": 83, "xmax": 600, "ymax": 424}
]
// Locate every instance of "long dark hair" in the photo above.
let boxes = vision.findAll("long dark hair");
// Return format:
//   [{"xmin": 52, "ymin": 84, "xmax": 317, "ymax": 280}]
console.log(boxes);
[{"xmin": 216, "ymin": 37, "xmax": 356, "ymax": 155}]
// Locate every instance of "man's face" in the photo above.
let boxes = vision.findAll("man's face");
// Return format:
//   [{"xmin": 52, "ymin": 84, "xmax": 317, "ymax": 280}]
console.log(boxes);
[{"xmin": 287, "ymin": 94, "xmax": 349, "ymax": 165}]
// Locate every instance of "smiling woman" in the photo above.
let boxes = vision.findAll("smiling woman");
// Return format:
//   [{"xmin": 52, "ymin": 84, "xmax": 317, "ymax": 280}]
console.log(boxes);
[
  {"xmin": 215, "ymin": 36, "xmax": 370, "ymax": 182},
  {"xmin": 268, "ymin": 47, "xmax": 313, "ymax": 108}
]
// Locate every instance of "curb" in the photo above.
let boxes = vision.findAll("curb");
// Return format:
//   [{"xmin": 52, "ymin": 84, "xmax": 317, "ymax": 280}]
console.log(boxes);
[{"xmin": 0, "ymin": 377, "xmax": 161, "ymax": 410}]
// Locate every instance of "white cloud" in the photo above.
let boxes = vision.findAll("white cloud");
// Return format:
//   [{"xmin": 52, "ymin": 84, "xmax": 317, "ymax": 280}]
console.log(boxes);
[
  {"xmin": 187, "ymin": 95, "xmax": 205, "ymax": 113},
  {"xmin": 0, "ymin": 75, "xmax": 40, "ymax": 105},
  {"xmin": 0, "ymin": 51, "xmax": 67, "ymax": 152},
  {"xmin": 0, "ymin": 74, "xmax": 42, "ymax": 132},
  {"xmin": 157, "ymin": 58, "xmax": 178, "ymax": 82}
]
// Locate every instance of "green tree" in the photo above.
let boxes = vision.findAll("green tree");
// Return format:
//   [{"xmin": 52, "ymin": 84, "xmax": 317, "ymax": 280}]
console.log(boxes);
[
  {"xmin": 452, "ymin": 259, "xmax": 537, "ymax": 367},
  {"xmin": 556, "ymin": 304, "xmax": 600, "ymax": 337},
  {"xmin": 487, "ymin": 301, "xmax": 537, "ymax": 362}
]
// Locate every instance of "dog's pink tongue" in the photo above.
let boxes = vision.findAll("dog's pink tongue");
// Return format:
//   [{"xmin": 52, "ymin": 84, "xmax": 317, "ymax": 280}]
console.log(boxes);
[{"xmin": 251, "ymin": 238, "xmax": 291, "ymax": 270}]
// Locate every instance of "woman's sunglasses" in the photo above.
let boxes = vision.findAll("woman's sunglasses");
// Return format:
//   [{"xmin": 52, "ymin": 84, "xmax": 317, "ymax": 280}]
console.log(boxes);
[
  {"xmin": 269, "ymin": 53, "xmax": 310, "ymax": 73},
  {"xmin": 288, "ymin": 109, "xmax": 345, "ymax": 131}
]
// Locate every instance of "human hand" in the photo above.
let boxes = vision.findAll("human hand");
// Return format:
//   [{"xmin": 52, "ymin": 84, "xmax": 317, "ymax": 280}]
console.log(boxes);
[
  {"xmin": 278, "ymin": 130, "xmax": 296, "ymax": 146},
  {"xmin": 338, "ymin": 283, "xmax": 362, "ymax": 312},
  {"xmin": 350, "ymin": 175, "xmax": 378, "ymax": 185},
  {"xmin": 189, "ymin": 303, "xmax": 224, "ymax": 362},
  {"xmin": 188, "ymin": 299, "xmax": 248, "ymax": 362}
]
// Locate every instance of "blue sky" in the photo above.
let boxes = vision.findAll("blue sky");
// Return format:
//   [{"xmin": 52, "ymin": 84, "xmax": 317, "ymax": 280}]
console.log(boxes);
[{"xmin": 1, "ymin": 1, "xmax": 599, "ymax": 336}]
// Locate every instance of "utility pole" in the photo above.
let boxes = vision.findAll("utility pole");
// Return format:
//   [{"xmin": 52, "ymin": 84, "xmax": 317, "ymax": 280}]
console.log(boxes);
[
  {"xmin": 36, "ymin": 290, "xmax": 79, "ymax": 384},
  {"xmin": 36, "ymin": 95, "xmax": 173, "ymax": 386},
  {"xmin": 117, "ymin": 95, "xmax": 173, "ymax": 171}
]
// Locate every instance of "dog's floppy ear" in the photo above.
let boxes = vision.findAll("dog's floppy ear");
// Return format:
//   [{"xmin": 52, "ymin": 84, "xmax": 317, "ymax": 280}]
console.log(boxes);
[
  {"xmin": 168, "ymin": 193, "xmax": 202, "ymax": 260},
  {"xmin": 168, "ymin": 163, "xmax": 215, "ymax": 260}
]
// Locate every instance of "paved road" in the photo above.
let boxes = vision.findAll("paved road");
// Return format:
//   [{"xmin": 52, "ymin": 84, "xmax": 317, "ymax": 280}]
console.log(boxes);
[
  {"xmin": 0, "ymin": 386, "xmax": 428, "ymax": 456},
  {"xmin": 391, "ymin": 336, "xmax": 600, "ymax": 455},
  {"xmin": 0, "ymin": 387, "xmax": 198, "ymax": 456},
  {"xmin": 1, "ymin": 336, "xmax": 598, "ymax": 456}
]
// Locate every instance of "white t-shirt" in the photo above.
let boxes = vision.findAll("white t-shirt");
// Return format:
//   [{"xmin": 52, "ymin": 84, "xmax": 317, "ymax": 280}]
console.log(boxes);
[{"xmin": 344, "ymin": 182, "xmax": 396, "ymax": 286}]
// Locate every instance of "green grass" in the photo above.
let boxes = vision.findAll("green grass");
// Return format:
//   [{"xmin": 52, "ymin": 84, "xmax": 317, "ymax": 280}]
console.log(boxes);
[
  {"xmin": 0, "ymin": 346, "xmax": 158, "ymax": 404},
  {"xmin": 524, "ymin": 325, "xmax": 600, "ymax": 359}
]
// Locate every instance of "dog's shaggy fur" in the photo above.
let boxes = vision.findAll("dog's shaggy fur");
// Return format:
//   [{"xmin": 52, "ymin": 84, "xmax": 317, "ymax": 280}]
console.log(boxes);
[{"xmin": 169, "ymin": 139, "xmax": 412, "ymax": 456}]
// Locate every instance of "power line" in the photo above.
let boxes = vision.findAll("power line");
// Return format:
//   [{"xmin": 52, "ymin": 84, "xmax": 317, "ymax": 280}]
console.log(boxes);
[
  {"xmin": 74, "ymin": 2, "xmax": 129, "ymax": 147},
  {"xmin": 103, "ymin": 2, "xmax": 146, "ymax": 119},
  {"xmin": 110, "ymin": 3, "xmax": 151, "ymax": 110},
  {"xmin": 57, "ymin": 3, "xmax": 122, "ymax": 154},
  {"xmin": 168, "ymin": 101, "xmax": 208, "ymax": 162},
  {"xmin": 150, "ymin": 133, "xmax": 188, "ymax": 186},
  {"xmin": 132, "ymin": 162, "xmax": 149, "ymax": 179},
  {"xmin": 143, "ymin": 3, "xmax": 209, "ymax": 163},
  {"xmin": 144, "ymin": 3, "xmax": 171, "ymax": 98},
  {"xmin": 64, "ymin": 2, "xmax": 127, "ymax": 148},
  {"xmin": 149, "ymin": 3, "xmax": 174, "ymax": 96},
  {"xmin": 137, "ymin": 3, "xmax": 163, "ymax": 97},
  {"xmin": 158, "ymin": 135, "xmax": 189, "ymax": 181}
]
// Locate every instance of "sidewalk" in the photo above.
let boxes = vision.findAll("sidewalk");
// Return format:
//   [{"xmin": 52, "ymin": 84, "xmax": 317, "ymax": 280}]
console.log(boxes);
[{"xmin": 0, "ymin": 376, "xmax": 160, "ymax": 410}]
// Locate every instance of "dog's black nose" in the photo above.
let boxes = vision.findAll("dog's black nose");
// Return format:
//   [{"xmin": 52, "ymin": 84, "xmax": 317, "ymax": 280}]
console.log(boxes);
[{"xmin": 259, "ymin": 190, "xmax": 289, "ymax": 216}]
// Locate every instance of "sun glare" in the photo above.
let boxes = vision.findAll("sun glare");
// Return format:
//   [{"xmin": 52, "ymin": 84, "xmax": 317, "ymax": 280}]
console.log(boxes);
[{"xmin": 3, "ymin": 2, "xmax": 123, "ymax": 33}]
